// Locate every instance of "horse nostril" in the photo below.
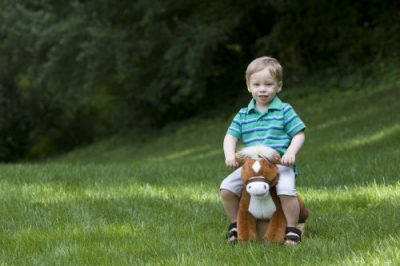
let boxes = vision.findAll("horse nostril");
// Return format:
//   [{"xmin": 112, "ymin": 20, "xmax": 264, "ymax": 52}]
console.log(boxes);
[
  {"xmin": 264, "ymin": 185, "xmax": 267, "ymax": 190},
  {"xmin": 248, "ymin": 185, "xmax": 252, "ymax": 189}
]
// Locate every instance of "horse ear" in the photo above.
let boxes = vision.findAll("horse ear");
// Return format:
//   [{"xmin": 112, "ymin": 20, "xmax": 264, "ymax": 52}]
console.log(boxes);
[
  {"xmin": 235, "ymin": 152, "xmax": 247, "ymax": 166},
  {"xmin": 271, "ymin": 154, "xmax": 281, "ymax": 164},
  {"xmin": 260, "ymin": 153, "xmax": 281, "ymax": 164}
]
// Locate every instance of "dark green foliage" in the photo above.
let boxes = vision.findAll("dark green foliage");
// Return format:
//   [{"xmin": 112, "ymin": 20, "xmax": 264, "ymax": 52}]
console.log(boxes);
[
  {"xmin": 0, "ymin": 0, "xmax": 399, "ymax": 160},
  {"xmin": 0, "ymin": 79, "xmax": 31, "ymax": 162}
]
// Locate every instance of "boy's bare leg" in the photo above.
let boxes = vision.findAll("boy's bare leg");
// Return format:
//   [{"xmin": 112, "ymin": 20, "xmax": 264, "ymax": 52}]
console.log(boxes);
[
  {"xmin": 220, "ymin": 189, "xmax": 239, "ymax": 222},
  {"xmin": 220, "ymin": 189, "xmax": 239, "ymax": 241},
  {"xmin": 280, "ymin": 195, "xmax": 300, "ymax": 244}
]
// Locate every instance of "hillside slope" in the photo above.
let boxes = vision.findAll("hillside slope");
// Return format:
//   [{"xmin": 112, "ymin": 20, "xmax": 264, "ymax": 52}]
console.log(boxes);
[{"xmin": 60, "ymin": 82, "xmax": 400, "ymax": 186}]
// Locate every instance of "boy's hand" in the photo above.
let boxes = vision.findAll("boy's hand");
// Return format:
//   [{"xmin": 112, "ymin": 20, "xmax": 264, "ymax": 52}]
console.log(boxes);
[
  {"xmin": 280, "ymin": 152, "xmax": 296, "ymax": 166},
  {"xmin": 225, "ymin": 156, "xmax": 239, "ymax": 169},
  {"xmin": 280, "ymin": 130, "xmax": 304, "ymax": 166}
]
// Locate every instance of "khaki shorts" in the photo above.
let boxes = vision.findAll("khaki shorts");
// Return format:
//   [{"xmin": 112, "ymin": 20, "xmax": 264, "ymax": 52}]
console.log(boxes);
[{"xmin": 220, "ymin": 165, "xmax": 297, "ymax": 197}]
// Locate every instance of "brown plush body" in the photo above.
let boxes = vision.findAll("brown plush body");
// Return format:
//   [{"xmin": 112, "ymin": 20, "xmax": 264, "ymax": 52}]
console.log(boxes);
[{"xmin": 236, "ymin": 151, "xmax": 308, "ymax": 243}]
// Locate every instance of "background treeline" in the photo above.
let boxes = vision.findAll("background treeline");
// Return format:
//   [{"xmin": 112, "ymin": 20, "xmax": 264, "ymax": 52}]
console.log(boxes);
[{"xmin": 0, "ymin": 0, "xmax": 399, "ymax": 161}]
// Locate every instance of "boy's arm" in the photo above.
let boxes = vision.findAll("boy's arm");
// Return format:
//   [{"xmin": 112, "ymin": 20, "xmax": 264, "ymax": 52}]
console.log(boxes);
[
  {"xmin": 281, "ymin": 130, "xmax": 305, "ymax": 166},
  {"xmin": 223, "ymin": 134, "xmax": 239, "ymax": 168}
]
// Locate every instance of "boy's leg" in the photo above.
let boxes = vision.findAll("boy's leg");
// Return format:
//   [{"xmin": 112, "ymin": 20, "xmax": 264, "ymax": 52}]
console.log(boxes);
[
  {"xmin": 220, "ymin": 167, "xmax": 243, "ymax": 241},
  {"xmin": 220, "ymin": 167, "xmax": 242, "ymax": 221},
  {"xmin": 276, "ymin": 165, "xmax": 301, "ymax": 244},
  {"xmin": 220, "ymin": 189, "xmax": 240, "ymax": 222},
  {"xmin": 279, "ymin": 195, "xmax": 300, "ymax": 227}
]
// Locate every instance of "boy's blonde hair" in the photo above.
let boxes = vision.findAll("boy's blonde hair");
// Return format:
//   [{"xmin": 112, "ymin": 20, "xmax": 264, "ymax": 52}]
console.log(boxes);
[{"xmin": 245, "ymin": 56, "xmax": 283, "ymax": 86}]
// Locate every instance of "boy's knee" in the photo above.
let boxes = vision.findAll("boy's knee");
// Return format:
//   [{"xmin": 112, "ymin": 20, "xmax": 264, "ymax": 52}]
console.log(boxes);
[
  {"xmin": 220, "ymin": 189, "xmax": 239, "ymax": 200},
  {"xmin": 279, "ymin": 194, "xmax": 298, "ymax": 200}
]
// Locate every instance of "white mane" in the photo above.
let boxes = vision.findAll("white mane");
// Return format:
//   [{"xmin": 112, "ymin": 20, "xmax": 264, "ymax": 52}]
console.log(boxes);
[{"xmin": 238, "ymin": 145, "xmax": 279, "ymax": 161}]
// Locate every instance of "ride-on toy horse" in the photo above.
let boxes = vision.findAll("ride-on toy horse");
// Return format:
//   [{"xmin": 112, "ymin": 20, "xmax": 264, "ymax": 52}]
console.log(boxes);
[{"xmin": 235, "ymin": 145, "xmax": 308, "ymax": 243}]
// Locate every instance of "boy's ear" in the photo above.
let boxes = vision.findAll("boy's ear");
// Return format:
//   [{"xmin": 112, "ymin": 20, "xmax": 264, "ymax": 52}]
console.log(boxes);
[
  {"xmin": 235, "ymin": 152, "xmax": 247, "ymax": 166},
  {"xmin": 277, "ymin": 81, "xmax": 283, "ymax": 93}
]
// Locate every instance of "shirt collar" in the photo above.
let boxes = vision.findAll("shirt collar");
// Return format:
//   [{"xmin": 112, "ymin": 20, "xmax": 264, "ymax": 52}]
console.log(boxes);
[{"xmin": 247, "ymin": 96, "xmax": 283, "ymax": 114}]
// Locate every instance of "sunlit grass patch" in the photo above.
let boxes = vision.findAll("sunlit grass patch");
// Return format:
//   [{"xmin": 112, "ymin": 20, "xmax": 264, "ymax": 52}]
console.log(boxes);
[
  {"xmin": 327, "ymin": 124, "xmax": 400, "ymax": 152},
  {"xmin": 303, "ymin": 182, "xmax": 400, "ymax": 203},
  {"xmin": 337, "ymin": 234, "xmax": 400, "ymax": 266}
]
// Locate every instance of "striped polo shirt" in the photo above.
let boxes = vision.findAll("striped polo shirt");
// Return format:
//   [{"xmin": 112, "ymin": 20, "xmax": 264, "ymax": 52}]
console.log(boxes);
[{"xmin": 227, "ymin": 96, "xmax": 306, "ymax": 156}]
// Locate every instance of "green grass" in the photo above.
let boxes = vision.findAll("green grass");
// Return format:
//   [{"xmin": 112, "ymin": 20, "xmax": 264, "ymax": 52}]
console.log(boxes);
[{"xmin": 1, "ymin": 84, "xmax": 400, "ymax": 265}]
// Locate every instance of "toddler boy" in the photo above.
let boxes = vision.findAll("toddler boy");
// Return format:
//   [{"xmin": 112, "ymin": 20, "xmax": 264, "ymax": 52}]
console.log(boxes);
[{"xmin": 220, "ymin": 56, "xmax": 306, "ymax": 245}]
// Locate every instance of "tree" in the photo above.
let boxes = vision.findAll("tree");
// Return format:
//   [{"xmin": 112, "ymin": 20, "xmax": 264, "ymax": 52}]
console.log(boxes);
[{"xmin": 0, "ymin": 0, "xmax": 399, "ymax": 160}]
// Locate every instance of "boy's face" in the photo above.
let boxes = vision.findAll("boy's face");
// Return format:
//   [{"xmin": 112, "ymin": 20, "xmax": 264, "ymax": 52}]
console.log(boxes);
[{"xmin": 247, "ymin": 68, "xmax": 282, "ymax": 108}]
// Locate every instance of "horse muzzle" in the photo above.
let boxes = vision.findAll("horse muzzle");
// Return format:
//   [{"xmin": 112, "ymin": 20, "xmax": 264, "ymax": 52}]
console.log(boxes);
[{"xmin": 246, "ymin": 176, "xmax": 270, "ymax": 197}]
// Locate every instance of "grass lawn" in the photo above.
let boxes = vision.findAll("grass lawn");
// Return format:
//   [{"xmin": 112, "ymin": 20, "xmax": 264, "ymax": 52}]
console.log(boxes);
[{"xmin": 1, "ymin": 85, "xmax": 400, "ymax": 265}]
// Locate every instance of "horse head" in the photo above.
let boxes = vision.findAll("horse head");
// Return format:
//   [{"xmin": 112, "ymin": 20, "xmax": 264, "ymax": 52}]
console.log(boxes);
[{"xmin": 236, "ymin": 145, "xmax": 281, "ymax": 197}]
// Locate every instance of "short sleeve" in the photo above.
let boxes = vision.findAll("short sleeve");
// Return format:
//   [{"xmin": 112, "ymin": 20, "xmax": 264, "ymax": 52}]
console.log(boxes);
[
  {"xmin": 283, "ymin": 104, "xmax": 306, "ymax": 137},
  {"xmin": 227, "ymin": 112, "xmax": 242, "ymax": 140}
]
